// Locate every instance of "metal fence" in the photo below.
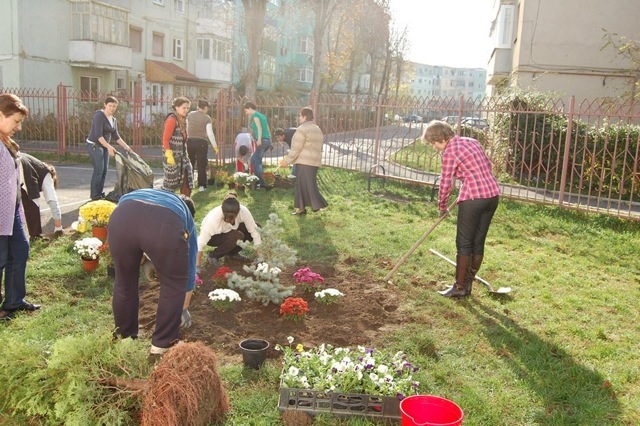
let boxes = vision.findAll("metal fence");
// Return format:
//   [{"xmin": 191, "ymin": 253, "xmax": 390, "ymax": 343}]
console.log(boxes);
[{"xmin": 6, "ymin": 84, "xmax": 640, "ymax": 221}]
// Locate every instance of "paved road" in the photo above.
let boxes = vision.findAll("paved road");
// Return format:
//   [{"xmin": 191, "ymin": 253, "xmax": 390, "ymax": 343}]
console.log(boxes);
[{"xmin": 39, "ymin": 162, "xmax": 164, "ymax": 234}]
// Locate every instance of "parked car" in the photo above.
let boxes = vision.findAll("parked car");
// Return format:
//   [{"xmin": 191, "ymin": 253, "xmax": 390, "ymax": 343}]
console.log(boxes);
[
  {"xmin": 441, "ymin": 116, "xmax": 460, "ymax": 126},
  {"xmin": 460, "ymin": 117, "xmax": 489, "ymax": 130},
  {"xmin": 404, "ymin": 114, "xmax": 423, "ymax": 123}
]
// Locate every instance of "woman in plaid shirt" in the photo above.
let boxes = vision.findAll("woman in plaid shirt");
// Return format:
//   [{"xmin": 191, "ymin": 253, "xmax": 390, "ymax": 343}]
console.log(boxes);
[{"xmin": 422, "ymin": 120, "xmax": 500, "ymax": 297}]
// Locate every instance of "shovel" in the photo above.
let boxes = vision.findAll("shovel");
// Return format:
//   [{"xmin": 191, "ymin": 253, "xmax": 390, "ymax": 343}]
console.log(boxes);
[{"xmin": 429, "ymin": 248, "xmax": 512, "ymax": 294}]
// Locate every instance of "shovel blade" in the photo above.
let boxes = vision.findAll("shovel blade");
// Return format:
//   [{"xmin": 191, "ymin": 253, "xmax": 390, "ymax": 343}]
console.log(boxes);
[{"xmin": 491, "ymin": 287, "xmax": 512, "ymax": 294}]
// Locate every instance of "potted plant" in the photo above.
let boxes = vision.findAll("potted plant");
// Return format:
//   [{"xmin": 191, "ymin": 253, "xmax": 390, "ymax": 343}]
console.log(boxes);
[
  {"xmin": 78, "ymin": 200, "xmax": 116, "ymax": 241},
  {"xmin": 246, "ymin": 174, "xmax": 259, "ymax": 190},
  {"xmin": 73, "ymin": 237, "xmax": 103, "ymax": 272},
  {"xmin": 233, "ymin": 172, "xmax": 250, "ymax": 188},
  {"xmin": 262, "ymin": 171, "xmax": 276, "ymax": 187},
  {"xmin": 225, "ymin": 173, "xmax": 236, "ymax": 189},
  {"xmin": 214, "ymin": 169, "xmax": 230, "ymax": 188}
]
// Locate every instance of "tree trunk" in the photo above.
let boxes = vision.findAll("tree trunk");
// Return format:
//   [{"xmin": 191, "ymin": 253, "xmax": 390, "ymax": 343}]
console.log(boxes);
[{"xmin": 242, "ymin": 0, "xmax": 268, "ymax": 100}]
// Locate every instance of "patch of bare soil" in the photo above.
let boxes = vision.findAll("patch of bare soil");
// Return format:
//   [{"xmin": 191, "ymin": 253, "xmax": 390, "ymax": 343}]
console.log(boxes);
[{"xmin": 138, "ymin": 259, "xmax": 408, "ymax": 365}]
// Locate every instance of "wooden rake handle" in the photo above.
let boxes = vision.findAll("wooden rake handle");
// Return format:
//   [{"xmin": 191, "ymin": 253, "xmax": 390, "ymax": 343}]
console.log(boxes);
[{"xmin": 383, "ymin": 200, "xmax": 457, "ymax": 282}]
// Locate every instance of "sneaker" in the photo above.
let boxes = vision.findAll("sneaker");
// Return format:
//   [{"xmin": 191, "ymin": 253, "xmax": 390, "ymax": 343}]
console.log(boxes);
[
  {"xmin": 198, "ymin": 186, "xmax": 205, "ymax": 192},
  {"xmin": 6, "ymin": 301, "xmax": 41, "ymax": 312},
  {"xmin": 149, "ymin": 344, "xmax": 170, "ymax": 355}
]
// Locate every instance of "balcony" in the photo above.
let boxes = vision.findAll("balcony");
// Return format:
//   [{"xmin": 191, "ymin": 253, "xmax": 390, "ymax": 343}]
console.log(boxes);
[
  {"xmin": 69, "ymin": 41, "xmax": 131, "ymax": 70},
  {"xmin": 486, "ymin": 47, "xmax": 512, "ymax": 85},
  {"xmin": 195, "ymin": 59, "xmax": 232, "ymax": 83}
]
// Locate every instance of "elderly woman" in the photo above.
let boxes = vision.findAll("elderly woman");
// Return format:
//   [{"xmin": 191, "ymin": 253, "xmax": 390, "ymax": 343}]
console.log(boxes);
[
  {"xmin": 279, "ymin": 107, "xmax": 328, "ymax": 215},
  {"xmin": 0, "ymin": 93, "xmax": 41, "ymax": 321}
]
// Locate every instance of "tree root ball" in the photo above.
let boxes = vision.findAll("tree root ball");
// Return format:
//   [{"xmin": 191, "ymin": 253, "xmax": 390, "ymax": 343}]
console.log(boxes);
[{"xmin": 141, "ymin": 341, "xmax": 229, "ymax": 426}]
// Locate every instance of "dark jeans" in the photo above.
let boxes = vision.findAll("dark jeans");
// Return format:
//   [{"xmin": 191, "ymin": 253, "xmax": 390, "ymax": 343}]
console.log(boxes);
[
  {"xmin": 88, "ymin": 142, "xmax": 108, "ymax": 199},
  {"xmin": 250, "ymin": 138, "xmax": 271, "ymax": 185},
  {"xmin": 456, "ymin": 196, "xmax": 499, "ymax": 256},
  {"xmin": 187, "ymin": 137, "xmax": 209, "ymax": 188},
  {"xmin": 0, "ymin": 206, "xmax": 30, "ymax": 310},
  {"xmin": 109, "ymin": 200, "xmax": 189, "ymax": 348}
]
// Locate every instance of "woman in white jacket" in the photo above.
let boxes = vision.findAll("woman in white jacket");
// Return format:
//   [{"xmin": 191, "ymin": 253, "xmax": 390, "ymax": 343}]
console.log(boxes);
[{"xmin": 19, "ymin": 152, "xmax": 63, "ymax": 239}]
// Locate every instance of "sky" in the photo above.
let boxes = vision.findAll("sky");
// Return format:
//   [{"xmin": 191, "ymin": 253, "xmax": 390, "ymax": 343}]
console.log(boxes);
[{"xmin": 388, "ymin": 0, "xmax": 496, "ymax": 69}]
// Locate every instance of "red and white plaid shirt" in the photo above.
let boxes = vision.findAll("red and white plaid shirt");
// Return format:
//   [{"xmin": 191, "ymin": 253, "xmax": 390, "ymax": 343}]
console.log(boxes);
[{"xmin": 439, "ymin": 136, "xmax": 499, "ymax": 211}]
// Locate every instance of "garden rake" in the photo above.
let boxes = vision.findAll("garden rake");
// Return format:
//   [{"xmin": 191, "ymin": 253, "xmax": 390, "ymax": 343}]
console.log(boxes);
[
  {"xmin": 384, "ymin": 200, "xmax": 457, "ymax": 283},
  {"xmin": 429, "ymin": 248, "xmax": 512, "ymax": 294}
]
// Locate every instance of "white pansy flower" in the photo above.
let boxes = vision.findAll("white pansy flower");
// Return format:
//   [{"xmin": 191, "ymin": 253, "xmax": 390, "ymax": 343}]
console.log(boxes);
[{"xmin": 287, "ymin": 336, "xmax": 294, "ymax": 344}]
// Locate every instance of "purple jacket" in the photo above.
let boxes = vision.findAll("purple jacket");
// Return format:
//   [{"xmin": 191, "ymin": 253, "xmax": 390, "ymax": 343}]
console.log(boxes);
[{"xmin": 0, "ymin": 143, "xmax": 21, "ymax": 235}]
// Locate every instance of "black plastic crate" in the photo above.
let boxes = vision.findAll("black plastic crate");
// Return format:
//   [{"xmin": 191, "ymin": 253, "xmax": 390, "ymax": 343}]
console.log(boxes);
[{"xmin": 278, "ymin": 387, "xmax": 401, "ymax": 421}]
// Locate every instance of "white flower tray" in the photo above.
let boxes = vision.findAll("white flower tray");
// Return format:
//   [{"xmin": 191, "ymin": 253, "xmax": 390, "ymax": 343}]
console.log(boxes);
[{"xmin": 278, "ymin": 387, "xmax": 401, "ymax": 421}]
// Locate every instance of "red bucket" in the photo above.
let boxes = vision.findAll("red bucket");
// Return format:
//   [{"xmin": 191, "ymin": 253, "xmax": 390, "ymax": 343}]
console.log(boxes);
[{"xmin": 400, "ymin": 395, "xmax": 464, "ymax": 426}]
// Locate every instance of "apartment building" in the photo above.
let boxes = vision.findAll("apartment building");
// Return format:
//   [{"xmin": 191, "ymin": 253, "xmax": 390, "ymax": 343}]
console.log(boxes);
[
  {"xmin": 408, "ymin": 63, "xmax": 487, "ymax": 100},
  {"xmin": 487, "ymin": 0, "xmax": 638, "ymax": 101},
  {"xmin": 0, "ymin": 0, "xmax": 233, "ymax": 101}
]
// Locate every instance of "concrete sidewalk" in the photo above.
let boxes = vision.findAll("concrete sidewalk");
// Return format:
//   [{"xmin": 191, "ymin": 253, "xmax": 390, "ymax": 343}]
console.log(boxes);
[{"xmin": 37, "ymin": 161, "xmax": 165, "ymax": 235}]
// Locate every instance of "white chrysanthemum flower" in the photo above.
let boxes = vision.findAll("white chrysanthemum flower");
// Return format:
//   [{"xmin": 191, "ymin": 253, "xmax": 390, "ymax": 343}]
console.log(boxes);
[
  {"xmin": 269, "ymin": 266, "xmax": 282, "ymax": 275},
  {"xmin": 208, "ymin": 289, "xmax": 241, "ymax": 302}
]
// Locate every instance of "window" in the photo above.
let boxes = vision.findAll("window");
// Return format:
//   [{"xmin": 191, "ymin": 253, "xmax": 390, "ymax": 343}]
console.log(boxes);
[
  {"xmin": 130, "ymin": 26, "xmax": 142, "ymax": 52},
  {"xmin": 153, "ymin": 32, "xmax": 164, "ymax": 56},
  {"xmin": 72, "ymin": 1, "xmax": 129, "ymax": 45},
  {"xmin": 198, "ymin": 37, "xmax": 231, "ymax": 63},
  {"xmin": 197, "ymin": 39, "xmax": 211, "ymax": 59},
  {"xmin": 259, "ymin": 56, "xmax": 276, "ymax": 88},
  {"xmin": 298, "ymin": 67, "xmax": 313, "ymax": 83},
  {"xmin": 80, "ymin": 76, "xmax": 100, "ymax": 102},
  {"xmin": 298, "ymin": 36, "xmax": 314, "ymax": 55},
  {"xmin": 116, "ymin": 77, "xmax": 125, "ymax": 90},
  {"xmin": 175, "ymin": 0, "xmax": 184, "ymax": 12},
  {"xmin": 496, "ymin": 5, "xmax": 515, "ymax": 49},
  {"xmin": 213, "ymin": 38, "xmax": 231, "ymax": 63},
  {"xmin": 173, "ymin": 38, "xmax": 183, "ymax": 60},
  {"xmin": 151, "ymin": 84, "xmax": 164, "ymax": 106}
]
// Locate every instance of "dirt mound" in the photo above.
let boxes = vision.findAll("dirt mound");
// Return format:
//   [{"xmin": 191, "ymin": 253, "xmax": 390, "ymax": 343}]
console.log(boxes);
[{"xmin": 139, "ymin": 259, "xmax": 407, "ymax": 365}]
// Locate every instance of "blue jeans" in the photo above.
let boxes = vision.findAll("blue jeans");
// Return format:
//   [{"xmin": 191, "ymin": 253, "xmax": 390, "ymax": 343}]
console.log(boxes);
[
  {"xmin": 250, "ymin": 138, "xmax": 271, "ymax": 185},
  {"xmin": 0, "ymin": 207, "xmax": 30, "ymax": 310},
  {"xmin": 88, "ymin": 142, "xmax": 108, "ymax": 199}
]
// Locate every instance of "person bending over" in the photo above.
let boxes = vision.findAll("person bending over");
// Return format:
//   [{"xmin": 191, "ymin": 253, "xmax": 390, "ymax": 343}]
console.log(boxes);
[
  {"xmin": 108, "ymin": 188, "xmax": 197, "ymax": 355},
  {"xmin": 195, "ymin": 193, "xmax": 261, "ymax": 269}
]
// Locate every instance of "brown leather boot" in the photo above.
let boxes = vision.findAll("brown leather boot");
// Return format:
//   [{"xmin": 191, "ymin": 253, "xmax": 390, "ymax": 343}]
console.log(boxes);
[
  {"xmin": 439, "ymin": 255, "xmax": 471, "ymax": 298},
  {"xmin": 463, "ymin": 254, "xmax": 484, "ymax": 296}
]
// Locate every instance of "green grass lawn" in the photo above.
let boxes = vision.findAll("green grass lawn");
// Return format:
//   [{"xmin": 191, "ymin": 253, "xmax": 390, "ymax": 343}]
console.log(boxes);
[{"xmin": 1, "ymin": 167, "xmax": 639, "ymax": 425}]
